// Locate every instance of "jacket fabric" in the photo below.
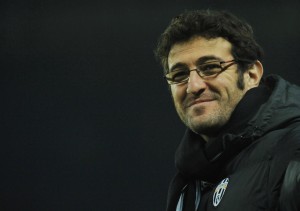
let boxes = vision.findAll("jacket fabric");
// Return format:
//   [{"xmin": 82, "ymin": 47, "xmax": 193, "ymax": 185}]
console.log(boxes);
[{"xmin": 166, "ymin": 75, "xmax": 300, "ymax": 211}]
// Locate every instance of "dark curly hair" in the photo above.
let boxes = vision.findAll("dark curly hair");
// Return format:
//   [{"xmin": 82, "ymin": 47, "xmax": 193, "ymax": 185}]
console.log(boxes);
[{"xmin": 155, "ymin": 10, "xmax": 263, "ymax": 88}]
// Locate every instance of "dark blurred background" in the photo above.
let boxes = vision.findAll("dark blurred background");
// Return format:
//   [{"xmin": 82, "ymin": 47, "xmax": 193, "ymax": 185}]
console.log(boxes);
[{"xmin": 1, "ymin": 0, "xmax": 300, "ymax": 210}]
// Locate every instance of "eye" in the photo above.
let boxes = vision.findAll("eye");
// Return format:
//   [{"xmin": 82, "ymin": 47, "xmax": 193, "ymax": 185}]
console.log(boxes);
[
  {"xmin": 199, "ymin": 63, "xmax": 222, "ymax": 75},
  {"xmin": 171, "ymin": 69, "xmax": 189, "ymax": 82}
]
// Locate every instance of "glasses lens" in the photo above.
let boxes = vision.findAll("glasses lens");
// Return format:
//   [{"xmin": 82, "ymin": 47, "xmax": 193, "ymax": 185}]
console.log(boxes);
[
  {"xmin": 197, "ymin": 61, "xmax": 222, "ymax": 76},
  {"xmin": 166, "ymin": 69, "xmax": 189, "ymax": 84}
]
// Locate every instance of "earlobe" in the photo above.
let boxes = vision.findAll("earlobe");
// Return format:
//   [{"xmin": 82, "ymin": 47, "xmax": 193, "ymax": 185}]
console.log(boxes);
[{"xmin": 246, "ymin": 60, "xmax": 264, "ymax": 88}]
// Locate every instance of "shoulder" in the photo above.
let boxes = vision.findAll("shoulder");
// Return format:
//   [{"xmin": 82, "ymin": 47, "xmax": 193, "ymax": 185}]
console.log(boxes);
[
  {"xmin": 264, "ymin": 121, "xmax": 300, "ymax": 209},
  {"xmin": 279, "ymin": 148, "xmax": 300, "ymax": 210},
  {"xmin": 270, "ymin": 121, "xmax": 300, "ymax": 167}
]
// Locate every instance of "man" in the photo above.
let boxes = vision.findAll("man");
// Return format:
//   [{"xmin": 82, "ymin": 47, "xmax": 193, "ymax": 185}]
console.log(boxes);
[{"xmin": 155, "ymin": 10, "xmax": 300, "ymax": 211}]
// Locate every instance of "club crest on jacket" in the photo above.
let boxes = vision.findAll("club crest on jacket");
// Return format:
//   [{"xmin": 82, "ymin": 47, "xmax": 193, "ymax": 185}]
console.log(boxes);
[{"xmin": 213, "ymin": 178, "xmax": 229, "ymax": 207}]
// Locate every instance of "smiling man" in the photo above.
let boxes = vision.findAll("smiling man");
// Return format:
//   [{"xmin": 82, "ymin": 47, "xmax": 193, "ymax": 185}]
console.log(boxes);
[{"xmin": 155, "ymin": 10, "xmax": 300, "ymax": 211}]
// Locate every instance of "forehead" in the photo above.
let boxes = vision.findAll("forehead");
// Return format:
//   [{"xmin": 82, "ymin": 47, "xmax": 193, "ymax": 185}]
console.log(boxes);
[{"xmin": 168, "ymin": 37, "xmax": 233, "ymax": 69}]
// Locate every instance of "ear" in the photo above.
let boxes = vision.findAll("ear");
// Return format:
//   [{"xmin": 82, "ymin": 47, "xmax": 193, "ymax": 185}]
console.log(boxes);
[{"xmin": 244, "ymin": 60, "xmax": 264, "ymax": 90}]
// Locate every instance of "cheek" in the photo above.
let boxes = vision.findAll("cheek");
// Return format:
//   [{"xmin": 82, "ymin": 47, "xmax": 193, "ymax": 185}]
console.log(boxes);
[
  {"xmin": 213, "ymin": 75, "xmax": 240, "ymax": 100},
  {"xmin": 171, "ymin": 86, "xmax": 186, "ymax": 106}
]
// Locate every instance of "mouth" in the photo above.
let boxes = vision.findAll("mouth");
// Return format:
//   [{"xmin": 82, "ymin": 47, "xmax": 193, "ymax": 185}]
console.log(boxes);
[{"xmin": 186, "ymin": 98, "xmax": 215, "ymax": 108}]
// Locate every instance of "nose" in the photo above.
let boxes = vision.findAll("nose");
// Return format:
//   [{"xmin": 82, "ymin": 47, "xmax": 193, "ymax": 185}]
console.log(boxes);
[{"xmin": 186, "ymin": 71, "xmax": 207, "ymax": 95}]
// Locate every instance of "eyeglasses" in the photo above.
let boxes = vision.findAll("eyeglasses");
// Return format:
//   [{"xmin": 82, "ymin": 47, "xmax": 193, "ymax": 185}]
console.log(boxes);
[{"xmin": 164, "ymin": 60, "xmax": 237, "ymax": 85}]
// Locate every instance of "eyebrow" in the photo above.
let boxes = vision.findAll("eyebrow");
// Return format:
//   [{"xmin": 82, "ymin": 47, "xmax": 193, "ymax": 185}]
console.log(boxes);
[
  {"xmin": 169, "ymin": 55, "xmax": 223, "ymax": 72},
  {"xmin": 195, "ymin": 55, "xmax": 223, "ymax": 66}
]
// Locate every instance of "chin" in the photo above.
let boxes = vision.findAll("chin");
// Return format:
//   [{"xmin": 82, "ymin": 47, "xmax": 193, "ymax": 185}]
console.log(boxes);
[{"xmin": 187, "ymin": 116, "xmax": 224, "ymax": 134}]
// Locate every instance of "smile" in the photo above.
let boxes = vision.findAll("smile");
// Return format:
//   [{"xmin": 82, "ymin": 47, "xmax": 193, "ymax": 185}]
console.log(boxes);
[{"xmin": 186, "ymin": 98, "xmax": 215, "ymax": 108}]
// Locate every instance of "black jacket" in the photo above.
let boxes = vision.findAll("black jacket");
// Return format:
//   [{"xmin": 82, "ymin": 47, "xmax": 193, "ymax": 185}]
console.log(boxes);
[{"xmin": 166, "ymin": 75, "xmax": 300, "ymax": 211}]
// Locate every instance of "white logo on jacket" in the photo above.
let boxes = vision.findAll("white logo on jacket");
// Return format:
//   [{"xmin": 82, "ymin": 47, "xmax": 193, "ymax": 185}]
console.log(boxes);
[{"xmin": 213, "ymin": 178, "xmax": 229, "ymax": 207}]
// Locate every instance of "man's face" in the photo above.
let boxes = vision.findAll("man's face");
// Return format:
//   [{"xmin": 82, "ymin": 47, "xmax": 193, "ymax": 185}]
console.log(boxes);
[{"xmin": 168, "ymin": 37, "xmax": 250, "ymax": 138}]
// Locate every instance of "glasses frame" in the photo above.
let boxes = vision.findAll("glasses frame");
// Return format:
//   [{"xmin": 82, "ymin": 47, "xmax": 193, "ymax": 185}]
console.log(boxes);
[{"xmin": 164, "ymin": 59, "xmax": 238, "ymax": 85}]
